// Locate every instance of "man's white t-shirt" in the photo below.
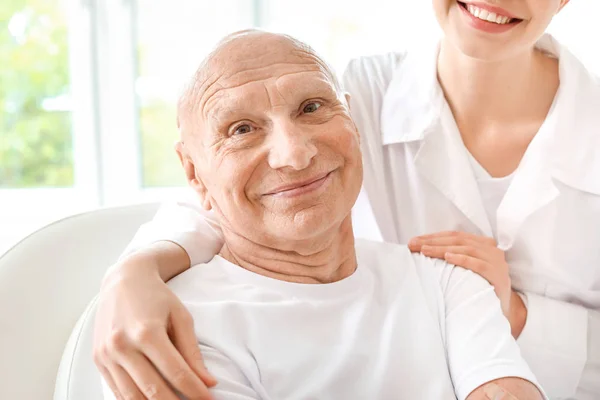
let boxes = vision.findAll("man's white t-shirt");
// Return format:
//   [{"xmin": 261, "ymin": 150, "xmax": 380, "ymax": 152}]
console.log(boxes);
[{"xmin": 106, "ymin": 240, "xmax": 541, "ymax": 400}]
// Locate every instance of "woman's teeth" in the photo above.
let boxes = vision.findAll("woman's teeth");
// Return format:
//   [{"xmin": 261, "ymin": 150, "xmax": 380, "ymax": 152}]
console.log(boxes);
[{"xmin": 466, "ymin": 4, "xmax": 513, "ymax": 24}]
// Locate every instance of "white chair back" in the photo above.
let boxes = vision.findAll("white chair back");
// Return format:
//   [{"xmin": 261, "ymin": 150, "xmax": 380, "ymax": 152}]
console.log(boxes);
[{"xmin": 0, "ymin": 203, "xmax": 159, "ymax": 400}]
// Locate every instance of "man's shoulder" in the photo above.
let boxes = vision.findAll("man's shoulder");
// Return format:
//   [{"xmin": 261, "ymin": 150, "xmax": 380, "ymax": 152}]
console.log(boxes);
[
  {"xmin": 356, "ymin": 239, "xmax": 449, "ymax": 328},
  {"xmin": 355, "ymin": 239, "xmax": 467, "ymax": 294},
  {"xmin": 355, "ymin": 239, "xmax": 446, "ymax": 282},
  {"xmin": 355, "ymin": 238, "xmax": 439, "ymax": 265},
  {"xmin": 354, "ymin": 238, "xmax": 411, "ymax": 262}
]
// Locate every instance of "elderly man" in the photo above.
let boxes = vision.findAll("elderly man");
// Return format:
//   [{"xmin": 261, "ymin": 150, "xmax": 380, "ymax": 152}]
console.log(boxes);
[{"xmin": 102, "ymin": 30, "xmax": 544, "ymax": 400}]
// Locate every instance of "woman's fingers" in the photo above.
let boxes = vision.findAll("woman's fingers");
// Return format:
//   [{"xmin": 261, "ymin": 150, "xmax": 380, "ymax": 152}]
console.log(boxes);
[
  {"xmin": 170, "ymin": 306, "xmax": 218, "ymax": 388},
  {"xmin": 98, "ymin": 323, "xmax": 184, "ymax": 400},
  {"xmin": 414, "ymin": 233, "xmax": 512, "ymax": 318},
  {"xmin": 410, "ymin": 236, "xmax": 483, "ymax": 253},
  {"xmin": 97, "ymin": 364, "xmax": 125, "ymax": 400},
  {"xmin": 106, "ymin": 363, "xmax": 146, "ymax": 400},
  {"xmin": 118, "ymin": 349, "xmax": 183, "ymax": 400},
  {"xmin": 444, "ymin": 252, "xmax": 512, "ymax": 314},
  {"xmin": 421, "ymin": 245, "xmax": 492, "ymax": 263},
  {"xmin": 409, "ymin": 231, "xmax": 497, "ymax": 249},
  {"xmin": 93, "ymin": 253, "xmax": 210, "ymax": 400},
  {"xmin": 443, "ymin": 252, "xmax": 490, "ymax": 278},
  {"xmin": 139, "ymin": 326, "xmax": 214, "ymax": 400},
  {"xmin": 96, "ymin": 319, "xmax": 214, "ymax": 400}
]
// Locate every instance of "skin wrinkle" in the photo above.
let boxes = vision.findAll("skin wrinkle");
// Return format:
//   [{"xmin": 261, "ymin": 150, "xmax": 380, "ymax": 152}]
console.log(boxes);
[
  {"xmin": 199, "ymin": 78, "xmax": 226, "ymax": 125},
  {"xmin": 201, "ymin": 137, "xmax": 257, "ymax": 215},
  {"xmin": 263, "ymin": 83, "xmax": 273, "ymax": 110},
  {"xmin": 205, "ymin": 83, "xmax": 343, "ymax": 138},
  {"xmin": 223, "ymin": 61, "xmax": 322, "ymax": 86},
  {"xmin": 180, "ymin": 71, "xmax": 222, "ymax": 134},
  {"xmin": 202, "ymin": 69, "xmax": 327, "ymax": 126},
  {"xmin": 220, "ymin": 216, "xmax": 355, "ymax": 283}
]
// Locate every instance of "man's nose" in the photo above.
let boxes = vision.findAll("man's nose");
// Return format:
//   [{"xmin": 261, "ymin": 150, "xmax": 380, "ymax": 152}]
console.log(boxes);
[{"xmin": 267, "ymin": 122, "xmax": 317, "ymax": 171}]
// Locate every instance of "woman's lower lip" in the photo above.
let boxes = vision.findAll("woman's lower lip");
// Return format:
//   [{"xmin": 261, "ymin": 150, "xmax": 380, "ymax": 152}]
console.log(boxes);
[
  {"xmin": 458, "ymin": 2, "xmax": 521, "ymax": 34},
  {"xmin": 269, "ymin": 172, "xmax": 332, "ymax": 198}
]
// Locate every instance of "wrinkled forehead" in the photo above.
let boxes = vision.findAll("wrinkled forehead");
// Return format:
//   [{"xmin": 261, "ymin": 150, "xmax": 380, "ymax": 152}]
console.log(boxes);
[
  {"xmin": 204, "ymin": 67, "xmax": 337, "ymax": 120},
  {"xmin": 178, "ymin": 32, "xmax": 342, "ymax": 139},
  {"xmin": 199, "ymin": 47, "xmax": 337, "ymax": 111}
]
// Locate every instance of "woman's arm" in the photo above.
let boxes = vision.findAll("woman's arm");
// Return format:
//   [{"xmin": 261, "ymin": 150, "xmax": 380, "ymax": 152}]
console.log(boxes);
[
  {"xmin": 119, "ymin": 196, "xmax": 224, "ymax": 270},
  {"xmin": 94, "ymin": 197, "xmax": 224, "ymax": 400},
  {"xmin": 105, "ymin": 240, "xmax": 191, "ymax": 282}
]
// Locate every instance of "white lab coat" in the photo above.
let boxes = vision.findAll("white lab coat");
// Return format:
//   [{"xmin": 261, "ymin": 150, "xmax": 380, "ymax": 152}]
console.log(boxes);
[{"xmin": 127, "ymin": 34, "xmax": 599, "ymax": 399}]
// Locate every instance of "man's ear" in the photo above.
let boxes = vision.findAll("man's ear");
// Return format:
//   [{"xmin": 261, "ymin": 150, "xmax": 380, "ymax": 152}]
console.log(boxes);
[
  {"xmin": 174, "ymin": 141, "xmax": 212, "ymax": 211},
  {"xmin": 343, "ymin": 92, "xmax": 360, "ymax": 142}
]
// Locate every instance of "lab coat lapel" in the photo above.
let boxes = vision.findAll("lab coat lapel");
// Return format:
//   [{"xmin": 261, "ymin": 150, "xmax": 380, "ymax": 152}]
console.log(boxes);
[
  {"xmin": 496, "ymin": 34, "xmax": 600, "ymax": 250},
  {"xmin": 414, "ymin": 111, "xmax": 494, "ymax": 238},
  {"xmin": 495, "ymin": 132, "xmax": 559, "ymax": 250},
  {"xmin": 549, "ymin": 36, "xmax": 600, "ymax": 197},
  {"xmin": 380, "ymin": 40, "xmax": 493, "ymax": 237}
]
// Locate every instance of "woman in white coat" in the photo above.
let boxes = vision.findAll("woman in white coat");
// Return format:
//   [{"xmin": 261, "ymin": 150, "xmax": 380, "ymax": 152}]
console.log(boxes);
[{"xmin": 94, "ymin": 0, "xmax": 599, "ymax": 399}]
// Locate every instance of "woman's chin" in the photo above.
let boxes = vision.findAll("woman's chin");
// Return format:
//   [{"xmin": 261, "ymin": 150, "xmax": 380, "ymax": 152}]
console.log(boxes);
[{"xmin": 445, "ymin": 32, "xmax": 518, "ymax": 63}]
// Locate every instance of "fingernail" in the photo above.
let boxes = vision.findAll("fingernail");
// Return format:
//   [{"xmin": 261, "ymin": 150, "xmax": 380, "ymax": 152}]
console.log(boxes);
[
  {"xmin": 202, "ymin": 368, "xmax": 218, "ymax": 385},
  {"xmin": 409, "ymin": 238, "xmax": 418, "ymax": 246}
]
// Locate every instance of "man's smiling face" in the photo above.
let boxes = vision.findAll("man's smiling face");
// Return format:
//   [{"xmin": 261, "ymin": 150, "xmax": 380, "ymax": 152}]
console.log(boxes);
[{"xmin": 176, "ymin": 31, "xmax": 363, "ymax": 248}]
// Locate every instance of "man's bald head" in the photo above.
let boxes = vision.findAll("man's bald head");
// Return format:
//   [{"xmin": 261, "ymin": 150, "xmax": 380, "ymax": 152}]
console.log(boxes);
[{"xmin": 177, "ymin": 29, "xmax": 345, "ymax": 138}]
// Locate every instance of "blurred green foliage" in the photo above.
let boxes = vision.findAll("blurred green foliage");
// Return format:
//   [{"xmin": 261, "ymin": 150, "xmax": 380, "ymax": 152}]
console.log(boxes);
[
  {"xmin": 0, "ymin": 0, "xmax": 187, "ymax": 189},
  {"xmin": 0, "ymin": 0, "xmax": 73, "ymax": 188},
  {"xmin": 137, "ymin": 39, "xmax": 185, "ymax": 188},
  {"xmin": 139, "ymin": 99, "xmax": 185, "ymax": 187}
]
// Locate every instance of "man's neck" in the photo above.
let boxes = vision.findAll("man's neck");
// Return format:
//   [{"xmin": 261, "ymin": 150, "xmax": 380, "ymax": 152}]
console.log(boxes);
[
  {"xmin": 436, "ymin": 38, "xmax": 559, "ymax": 136},
  {"xmin": 219, "ymin": 217, "xmax": 357, "ymax": 284}
]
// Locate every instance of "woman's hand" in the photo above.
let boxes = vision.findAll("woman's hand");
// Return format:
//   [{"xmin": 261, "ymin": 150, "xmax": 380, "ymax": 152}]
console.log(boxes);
[
  {"xmin": 93, "ymin": 254, "xmax": 216, "ymax": 400},
  {"xmin": 409, "ymin": 231, "xmax": 527, "ymax": 338}
]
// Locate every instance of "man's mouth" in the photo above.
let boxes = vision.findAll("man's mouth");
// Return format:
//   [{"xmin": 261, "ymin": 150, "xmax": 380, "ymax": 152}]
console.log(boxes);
[
  {"xmin": 264, "ymin": 171, "xmax": 333, "ymax": 197},
  {"xmin": 457, "ymin": 1, "xmax": 522, "ymax": 25}
]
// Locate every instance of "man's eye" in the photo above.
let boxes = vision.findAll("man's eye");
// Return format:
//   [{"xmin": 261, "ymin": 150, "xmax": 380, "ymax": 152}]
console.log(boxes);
[
  {"xmin": 233, "ymin": 124, "xmax": 252, "ymax": 135},
  {"xmin": 303, "ymin": 102, "xmax": 321, "ymax": 114}
]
